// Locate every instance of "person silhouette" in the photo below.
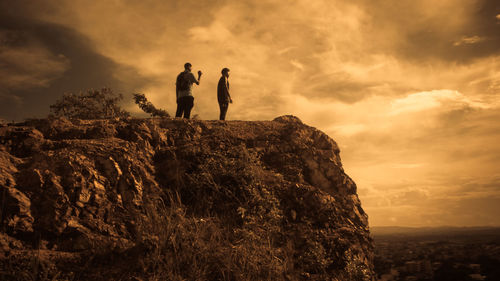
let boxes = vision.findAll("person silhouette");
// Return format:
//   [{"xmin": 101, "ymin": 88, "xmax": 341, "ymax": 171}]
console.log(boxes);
[
  {"xmin": 217, "ymin": 68, "xmax": 232, "ymax": 120},
  {"xmin": 176, "ymin": 62, "xmax": 202, "ymax": 119}
]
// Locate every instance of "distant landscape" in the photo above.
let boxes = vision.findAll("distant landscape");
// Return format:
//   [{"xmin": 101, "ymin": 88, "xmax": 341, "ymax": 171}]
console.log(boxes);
[
  {"xmin": 371, "ymin": 226, "xmax": 500, "ymax": 239},
  {"xmin": 371, "ymin": 226, "xmax": 500, "ymax": 281}
]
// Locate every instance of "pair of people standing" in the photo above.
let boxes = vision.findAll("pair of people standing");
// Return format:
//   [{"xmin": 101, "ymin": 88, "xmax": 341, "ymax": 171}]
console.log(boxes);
[{"xmin": 175, "ymin": 63, "xmax": 232, "ymax": 120}]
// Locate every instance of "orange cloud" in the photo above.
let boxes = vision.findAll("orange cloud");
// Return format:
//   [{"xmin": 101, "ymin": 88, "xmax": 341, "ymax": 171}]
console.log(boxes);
[{"xmin": 453, "ymin": 35, "xmax": 484, "ymax": 46}]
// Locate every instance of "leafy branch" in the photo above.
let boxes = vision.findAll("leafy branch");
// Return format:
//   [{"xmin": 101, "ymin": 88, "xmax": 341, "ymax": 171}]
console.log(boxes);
[{"xmin": 133, "ymin": 93, "xmax": 170, "ymax": 117}]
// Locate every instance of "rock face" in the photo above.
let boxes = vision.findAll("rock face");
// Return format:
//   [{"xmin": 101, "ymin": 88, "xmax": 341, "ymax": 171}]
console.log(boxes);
[{"xmin": 0, "ymin": 116, "xmax": 373, "ymax": 280}]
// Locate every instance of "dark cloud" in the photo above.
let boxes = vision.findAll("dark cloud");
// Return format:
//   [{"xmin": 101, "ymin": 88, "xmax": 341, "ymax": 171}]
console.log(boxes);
[
  {"xmin": 0, "ymin": 6, "xmax": 155, "ymax": 121},
  {"xmin": 363, "ymin": 0, "xmax": 500, "ymax": 64},
  {"xmin": 307, "ymin": 77, "xmax": 376, "ymax": 103},
  {"xmin": 303, "ymin": 73, "xmax": 419, "ymax": 103}
]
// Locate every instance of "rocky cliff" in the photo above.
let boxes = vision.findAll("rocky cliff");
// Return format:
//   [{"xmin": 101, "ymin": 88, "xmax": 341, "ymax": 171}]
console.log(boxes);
[{"xmin": 0, "ymin": 116, "xmax": 373, "ymax": 280}]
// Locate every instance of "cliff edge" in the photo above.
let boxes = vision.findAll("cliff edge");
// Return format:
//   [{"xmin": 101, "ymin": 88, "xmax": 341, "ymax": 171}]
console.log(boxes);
[{"xmin": 0, "ymin": 116, "xmax": 373, "ymax": 280}]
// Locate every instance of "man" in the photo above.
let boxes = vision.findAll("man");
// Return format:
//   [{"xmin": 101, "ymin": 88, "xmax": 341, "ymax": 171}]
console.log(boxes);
[
  {"xmin": 217, "ymin": 67, "xmax": 232, "ymax": 120},
  {"xmin": 176, "ymin": 62, "xmax": 202, "ymax": 119}
]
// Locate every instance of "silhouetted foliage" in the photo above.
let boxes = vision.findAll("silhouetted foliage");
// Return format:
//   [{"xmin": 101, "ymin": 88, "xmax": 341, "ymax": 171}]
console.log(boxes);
[
  {"xmin": 50, "ymin": 88, "xmax": 130, "ymax": 119},
  {"xmin": 133, "ymin": 93, "xmax": 170, "ymax": 117}
]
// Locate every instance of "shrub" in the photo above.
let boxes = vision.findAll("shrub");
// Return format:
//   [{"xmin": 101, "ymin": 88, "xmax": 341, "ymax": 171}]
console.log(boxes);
[
  {"xmin": 49, "ymin": 88, "xmax": 130, "ymax": 119},
  {"xmin": 133, "ymin": 93, "xmax": 170, "ymax": 117}
]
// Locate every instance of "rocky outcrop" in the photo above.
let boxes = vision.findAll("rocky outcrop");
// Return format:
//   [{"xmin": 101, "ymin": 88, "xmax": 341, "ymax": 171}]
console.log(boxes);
[{"xmin": 0, "ymin": 116, "xmax": 373, "ymax": 280}]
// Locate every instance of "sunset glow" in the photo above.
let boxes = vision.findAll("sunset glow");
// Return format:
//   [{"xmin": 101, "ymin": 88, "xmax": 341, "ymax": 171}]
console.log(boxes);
[{"xmin": 1, "ymin": 0, "xmax": 499, "ymax": 227}]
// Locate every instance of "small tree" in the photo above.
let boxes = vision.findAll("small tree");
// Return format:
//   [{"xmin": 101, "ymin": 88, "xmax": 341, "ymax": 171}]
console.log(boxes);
[
  {"xmin": 133, "ymin": 93, "xmax": 170, "ymax": 117},
  {"xmin": 50, "ymin": 88, "xmax": 130, "ymax": 119}
]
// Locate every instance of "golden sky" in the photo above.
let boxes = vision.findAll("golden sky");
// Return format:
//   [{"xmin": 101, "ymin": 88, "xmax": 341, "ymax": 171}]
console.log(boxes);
[{"xmin": 1, "ymin": 0, "xmax": 499, "ymax": 227}]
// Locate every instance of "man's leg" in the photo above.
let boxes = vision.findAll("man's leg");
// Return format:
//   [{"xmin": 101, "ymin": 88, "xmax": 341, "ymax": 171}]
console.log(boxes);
[
  {"xmin": 219, "ymin": 103, "xmax": 228, "ymax": 120},
  {"xmin": 183, "ymin": 96, "xmax": 194, "ymax": 119},
  {"xmin": 175, "ymin": 99, "xmax": 183, "ymax": 118}
]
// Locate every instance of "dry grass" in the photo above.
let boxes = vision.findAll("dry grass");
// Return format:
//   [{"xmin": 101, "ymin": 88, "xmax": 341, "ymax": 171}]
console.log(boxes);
[{"xmin": 116, "ymin": 192, "xmax": 290, "ymax": 281}]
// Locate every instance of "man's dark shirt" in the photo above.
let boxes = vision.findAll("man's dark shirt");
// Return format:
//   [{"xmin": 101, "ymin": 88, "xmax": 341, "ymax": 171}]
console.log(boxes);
[{"xmin": 217, "ymin": 76, "xmax": 230, "ymax": 104}]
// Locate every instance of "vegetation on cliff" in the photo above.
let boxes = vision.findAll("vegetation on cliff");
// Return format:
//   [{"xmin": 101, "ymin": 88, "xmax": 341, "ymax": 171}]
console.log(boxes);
[
  {"xmin": 0, "ymin": 116, "xmax": 373, "ymax": 280},
  {"xmin": 132, "ymin": 93, "xmax": 170, "ymax": 118},
  {"xmin": 49, "ymin": 88, "xmax": 130, "ymax": 120}
]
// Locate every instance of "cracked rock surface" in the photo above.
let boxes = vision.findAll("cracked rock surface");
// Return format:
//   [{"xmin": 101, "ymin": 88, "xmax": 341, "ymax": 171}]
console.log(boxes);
[{"xmin": 0, "ymin": 116, "xmax": 373, "ymax": 280}]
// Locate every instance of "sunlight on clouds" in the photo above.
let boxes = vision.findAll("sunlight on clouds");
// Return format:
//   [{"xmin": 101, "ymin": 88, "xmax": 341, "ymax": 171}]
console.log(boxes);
[
  {"xmin": 391, "ymin": 163, "xmax": 426, "ymax": 169},
  {"xmin": 280, "ymin": 93, "xmax": 350, "ymax": 128},
  {"xmin": 337, "ymin": 55, "xmax": 399, "ymax": 80},
  {"xmin": 189, "ymin": 21, "xmax": 232, "ymax": 42},
  {"xmin": 277, "ymin": 46, "xmax": 297, "ymax": 55},
  {"xmin": 453, "ymin": 35, "xmax": 484, "ymax": 46},
  {"xmin": 321, "ymin": 90, "xmax": 485, "ymax": 137},
  {"xmin": 390, "ymin": 90, "xmax": 450, "ymax": 115},
  {"xmin": 330, "ymin": 124, "xmax": 367, "ymax": 136},
  {"xmin": 290, "ymin": 60, "xmax": 304, "ymax": 71},
  {"xmin": 390, "ymin": 90, "xmax": 489, "ymax": 115}
]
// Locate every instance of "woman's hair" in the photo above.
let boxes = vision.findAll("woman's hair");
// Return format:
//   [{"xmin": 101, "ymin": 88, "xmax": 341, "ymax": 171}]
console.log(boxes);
[{"xmin": 221, "ymin": 68, "xmax": 230, "ymax": 75}]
